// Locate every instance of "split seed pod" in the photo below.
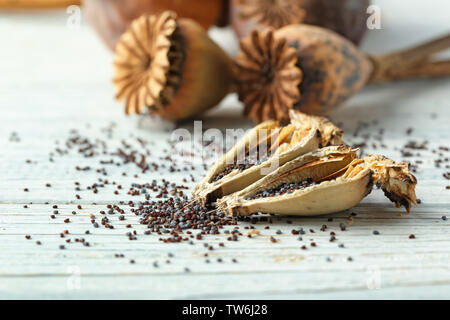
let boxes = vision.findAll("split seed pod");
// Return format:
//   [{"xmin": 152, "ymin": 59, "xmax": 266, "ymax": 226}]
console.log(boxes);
[
  {"xmin": 83, "ymin": 0, "xmax": 229, "ymax": 51},
  {"xmin": 113, "ymin": 11, "xmax": 234, "ymax": 121},
  {"xmin": 235, "ymin": 26, "xmax": 450, "ymax": 123},
  {"xmin": 230, "ymin": 0, "xmax": 369, "ymax": 44},
  {"xmin": 193, "ymin": 110, "xmax": 343, "ymax": 205},
  {"xmin": 218, "ymin": 146, "xmax": 418, "ymax": 216},
  {"xmin": 363, "ymin": 154, "xmax": 418, "ymax": 212}
]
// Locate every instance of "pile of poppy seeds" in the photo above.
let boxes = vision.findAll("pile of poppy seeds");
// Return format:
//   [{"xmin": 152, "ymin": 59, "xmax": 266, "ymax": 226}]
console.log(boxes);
[{"xmin": 18, "ymin": 115, "xmax": 450, "ymax": 268}]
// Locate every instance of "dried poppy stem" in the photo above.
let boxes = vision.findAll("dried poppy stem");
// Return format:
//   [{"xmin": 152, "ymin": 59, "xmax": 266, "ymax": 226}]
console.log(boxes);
[
  {"xmin": 384, "ymin": 61, "xmax": 450, "ymax": 82},
  {"xmin": 234, "ymin": 26, "xmax": 450, "ymax": 123},
  {"xmin": 370, "ymin": 34, "xmax": 450, "ymax": 83}
]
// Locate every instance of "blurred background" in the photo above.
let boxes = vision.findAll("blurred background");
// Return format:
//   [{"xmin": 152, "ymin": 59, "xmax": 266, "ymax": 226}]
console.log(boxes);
[{"xmin": 0, "ymin": 0, "xmax": 449, "ymax": 129}]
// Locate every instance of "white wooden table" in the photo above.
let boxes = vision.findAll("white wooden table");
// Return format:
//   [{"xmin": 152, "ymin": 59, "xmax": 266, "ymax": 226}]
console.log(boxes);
[{"xmin": 0, "ymin": 1, "xmax": 449, "ymax": 299}]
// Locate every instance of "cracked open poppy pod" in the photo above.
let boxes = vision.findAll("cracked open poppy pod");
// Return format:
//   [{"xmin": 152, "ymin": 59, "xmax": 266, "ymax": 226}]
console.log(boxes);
[
  {"xmin": 218, "ymin": 145, "xmax": 418, "ymax": 217},
  {"xmin": 113, "ymin": 11, "xmax": 234, "ymax": 121},
  {"xmin": 230, "ymin": 0, "xmax": 370, "ymax": 44},
  {"xmin": 235, "ymin": 25, "xmax": 450, "ymax": 123},
  {"xmin": 193, "ymin": 110, "xmax": 344, "ymax": 205}
]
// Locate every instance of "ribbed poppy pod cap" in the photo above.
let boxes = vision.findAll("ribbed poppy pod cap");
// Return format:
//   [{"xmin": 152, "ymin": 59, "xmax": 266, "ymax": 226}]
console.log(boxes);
[{"xmin": 113, "ymin": 11, "xmax": 234, "ymax": 121}]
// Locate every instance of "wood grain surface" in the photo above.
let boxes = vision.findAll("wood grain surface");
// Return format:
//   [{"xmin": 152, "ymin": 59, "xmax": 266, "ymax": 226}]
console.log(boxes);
[{"xmin": 0, "ymin": 1, "xmax": 449, "ymax": 299}]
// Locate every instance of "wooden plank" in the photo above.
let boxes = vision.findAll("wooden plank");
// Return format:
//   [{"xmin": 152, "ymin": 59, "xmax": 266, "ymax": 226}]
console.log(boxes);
[{"xmin": 1, "ymin": 275, "xmax": 450, "ymax": 300}]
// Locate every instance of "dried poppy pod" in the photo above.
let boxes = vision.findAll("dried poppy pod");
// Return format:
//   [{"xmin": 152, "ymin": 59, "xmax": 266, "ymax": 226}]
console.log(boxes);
[
  {"xmin": 363, "ymin": 154, "xmax": 417, "ymax": 212},
  {"xmin": 83, "ymin": 0, "xmax": 229, "ymax": 51},
  {"xmin": 289, "ymin": 110, "xmax": 343, "ymax": 147},
  {"xmin": 230, "ymin": 0, "xmax": 369, "ymax": 44},
  {"xmin": 193, "ymin": 110, "xmax": 343, "ymax": 205},
  {"xmin": 0, "ymin": 0, "xmax": 80, "ymax": 8},
  {"xmin": 113, "ymin": 11, "xmax": 234, "ymax": 121},
  {"xmin": 218, "ymin": 146, "xmax": 418, "ymax": 216},
  {"xmin": 235, "ymin": 26, "xmax": 450, "ymax": 123}
]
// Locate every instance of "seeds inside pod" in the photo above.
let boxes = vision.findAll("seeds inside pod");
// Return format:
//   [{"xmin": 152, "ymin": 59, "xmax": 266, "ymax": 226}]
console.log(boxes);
[
  {"xmin": 218, "ymin": 145, "xmax": 367, "ymax": 216},
  {"xmin": 230, "ymin": 0, "xmax": 369, "ymax": 44},
  {"xmin": 113, "ymin": 11, "xmax": 233, "ymax": 121},
  {"xmin": 235, "ymin": 26, "xmax": 450, "ymax": 122},
  {"xmin": 193, "ymin": 111, "xmax": 343, "ymax": 205},
  {"xmin": 246, "ymin": 179, "xmax": 317, "ymax": 200},
  {"xmin": 218, "ymin": 147, "xmax": 418, "ymax": 217}
]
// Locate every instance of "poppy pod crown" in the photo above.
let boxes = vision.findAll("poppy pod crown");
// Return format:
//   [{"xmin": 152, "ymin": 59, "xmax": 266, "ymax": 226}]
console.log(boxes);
[
  {"xmin": 114, "ymin": 11, "xmax": 234, "ymax": 121},
  {"xmin": 235, "ymin": 25, "xmax": 450, "ymax": 123},
  {"xmin": 234, "ymin": 25, "xmax": 373, "ymax": 123},
  {"xmin": 230, "ymin": 0, "xmax": 370, "ymax": 44}
]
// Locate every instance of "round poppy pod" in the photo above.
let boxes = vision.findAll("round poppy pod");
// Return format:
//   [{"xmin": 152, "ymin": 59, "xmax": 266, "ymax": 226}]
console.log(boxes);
[
  {"xmin": 234, "ymin": 25, "xmax": 450, "ymax": 123},
  {"xmin": 83, "ymin": 0, "xmax": 229, "ymax": 50},
  {"xmin": 113, "ymin": 11, "xmax": 234, "ymax": 121},
  {"xmin": 234, "ymin": 25, "xmax": 373, "ymax": 122},
  {"xmin": 230, "ymin": 0, "xmax": 370, "ymax": 44}
]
